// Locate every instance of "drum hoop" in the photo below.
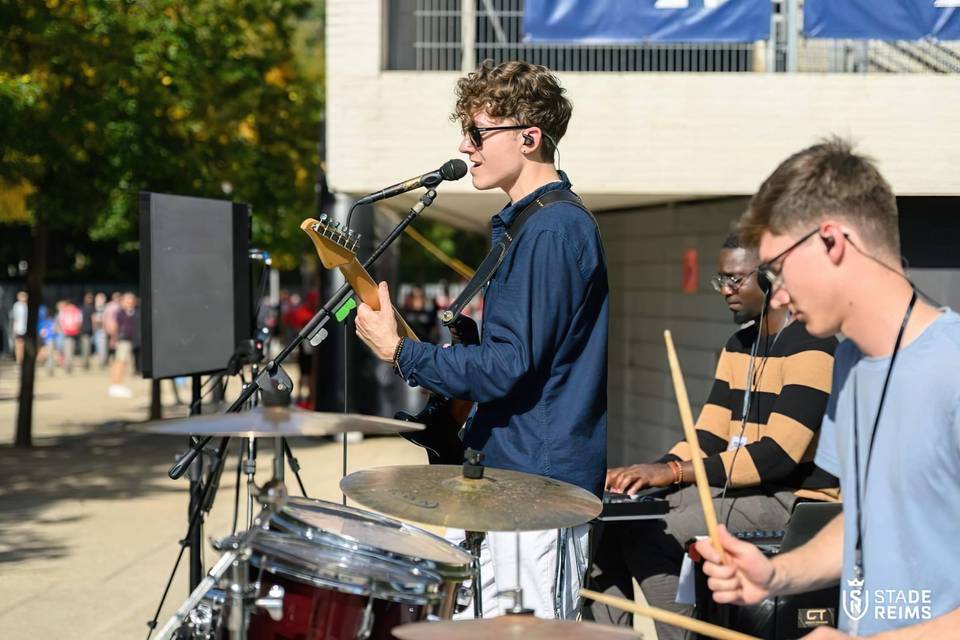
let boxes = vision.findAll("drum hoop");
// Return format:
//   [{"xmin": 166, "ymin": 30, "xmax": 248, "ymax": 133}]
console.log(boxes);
[
  {"xmin": 253, "ymin": 555, "xmax": 445, "ymax": 606},
  {"xmin": 275, "ymin": 501, "xmax": 473, "ymax": 579}
]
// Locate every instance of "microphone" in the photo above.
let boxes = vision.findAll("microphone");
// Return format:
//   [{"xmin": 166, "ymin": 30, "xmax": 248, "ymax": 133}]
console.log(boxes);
[{"xmin": 354, "ymin": 159, "xmax": 467, "ymax": 206}]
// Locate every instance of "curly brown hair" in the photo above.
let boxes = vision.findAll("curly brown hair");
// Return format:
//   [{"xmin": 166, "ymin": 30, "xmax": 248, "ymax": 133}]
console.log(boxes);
[
  {"xmin": 452, "ymin": 59, "xmax": 572, "ymax": 160},
  {"xmin": 739, "ymin": 137, "xmax": 900, "ymax": 256}
]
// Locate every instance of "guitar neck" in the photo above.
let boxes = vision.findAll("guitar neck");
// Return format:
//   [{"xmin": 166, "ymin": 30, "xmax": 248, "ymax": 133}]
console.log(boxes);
[{"xmin": 339, "ymin": 261, "xmax": 419, "ymax": 342}]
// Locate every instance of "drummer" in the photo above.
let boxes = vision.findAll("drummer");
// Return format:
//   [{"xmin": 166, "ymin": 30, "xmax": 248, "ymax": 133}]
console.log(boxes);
[
  {"xmin": 697, "ymin": 139, "xmax": 960, "ymax": 637},
  {"xmin": 591, "ymin": 232, "xmax": 839, "ymax": 639},
  {"xmin": 355, "ymin": 59, "xmax": 608, "ymax": 619}
]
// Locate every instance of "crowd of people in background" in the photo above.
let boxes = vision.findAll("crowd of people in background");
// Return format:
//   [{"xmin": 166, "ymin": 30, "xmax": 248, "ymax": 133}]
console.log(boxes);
[
  {"xmin": 256, "ymin": 281, "xmax": 482, "ymax": 410},
  {"xmin": 4, "ymin": 290, "xmax": 141, "ymax": 398},
  {"xmin": 2, "ymin": 280, "xmax": 477, "ymax": 405}
]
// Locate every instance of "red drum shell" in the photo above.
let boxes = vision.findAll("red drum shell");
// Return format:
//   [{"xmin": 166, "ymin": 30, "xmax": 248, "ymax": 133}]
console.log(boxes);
[{"xmin": 247, "ymin": 570, "xmax": 422, "ymax": 640}]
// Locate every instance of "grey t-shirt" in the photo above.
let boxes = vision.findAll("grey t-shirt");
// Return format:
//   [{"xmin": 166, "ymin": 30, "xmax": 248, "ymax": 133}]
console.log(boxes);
[{"xmin": 815, "ymin": 310, "xmax": 960, "ymax": 636}]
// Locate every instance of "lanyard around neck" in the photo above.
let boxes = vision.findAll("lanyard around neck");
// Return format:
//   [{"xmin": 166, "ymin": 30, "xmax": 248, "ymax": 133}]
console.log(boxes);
[{"xmin": 851, "ymin": 290, "xmax": 918, "ymax": 580}]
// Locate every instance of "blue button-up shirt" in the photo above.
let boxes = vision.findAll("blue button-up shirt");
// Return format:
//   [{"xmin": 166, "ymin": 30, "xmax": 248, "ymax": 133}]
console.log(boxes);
[{"xmin": 398, "ymin": 173, "xmax": 609, "ymax": 496}]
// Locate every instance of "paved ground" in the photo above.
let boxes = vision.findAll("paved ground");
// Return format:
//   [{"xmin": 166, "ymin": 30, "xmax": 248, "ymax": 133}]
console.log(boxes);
[
  {"xmin": 0, "ymin": 360, "xmax": 658, "ymax": 640},
  {"xmin": 0, "ymin": 360, "xmax": 427, "ymax": 639}
]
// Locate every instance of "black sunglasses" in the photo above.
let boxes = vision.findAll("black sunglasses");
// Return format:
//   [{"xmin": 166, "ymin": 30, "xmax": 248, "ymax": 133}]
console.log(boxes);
[{"xmin": 466, "ymin": 125, "xmax": 531, "ymax": 149}]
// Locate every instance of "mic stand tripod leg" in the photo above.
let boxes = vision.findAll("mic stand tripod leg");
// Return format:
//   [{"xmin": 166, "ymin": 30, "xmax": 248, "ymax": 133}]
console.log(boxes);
[
  {"xmin": 281, "ymin": 438, "xmax": 308, "ymax": 498},
  {"xmin": 146, "ymin": 436, "xmax": 232, "ymax": 639}
]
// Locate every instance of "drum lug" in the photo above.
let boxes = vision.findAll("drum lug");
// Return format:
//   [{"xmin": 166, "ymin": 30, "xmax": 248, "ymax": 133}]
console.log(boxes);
[{"xmin": 254, "ymin": 584, "xmax": 285, "ymax": 622}]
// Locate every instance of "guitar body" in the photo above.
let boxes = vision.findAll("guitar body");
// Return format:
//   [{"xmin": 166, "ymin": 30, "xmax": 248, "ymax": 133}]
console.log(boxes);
[{"xmin": 396, "ymin": 314, "xmax": 479, "ymax": 465}]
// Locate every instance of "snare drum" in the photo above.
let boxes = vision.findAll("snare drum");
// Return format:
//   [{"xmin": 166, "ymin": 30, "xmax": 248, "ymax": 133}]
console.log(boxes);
[
  {"xmin": 247, "ymin": 531, "xmax": 440, "ymax": 640},
  {"xmin": 246, "ymin": 498, "xmax": 473, "ymax": 639}
]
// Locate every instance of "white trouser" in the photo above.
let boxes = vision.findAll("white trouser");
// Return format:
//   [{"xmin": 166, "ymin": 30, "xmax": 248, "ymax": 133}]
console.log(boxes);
[{"xmin": 446, "ymin": 524, "xmax": 591, "ymax": 620}]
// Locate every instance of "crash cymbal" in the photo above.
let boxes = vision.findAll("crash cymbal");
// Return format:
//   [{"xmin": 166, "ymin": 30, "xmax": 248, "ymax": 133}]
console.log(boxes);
[
  {"xmin": 391, "ymin": 615, "xmax": 643, "ymax": 640},
  {"xmin": 138, "ymin": 406, "xmax": 424, "ymax": 438},
  {"xmin": 339, "ymin": 465, "xmax": 602, "ymax": 532}
]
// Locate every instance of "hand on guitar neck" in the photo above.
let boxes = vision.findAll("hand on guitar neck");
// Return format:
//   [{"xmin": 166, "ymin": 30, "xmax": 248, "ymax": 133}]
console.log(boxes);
[
  {"xmin": 299, "ymin": 217, "xmax": 417, "ymax": 357},
  {"xmin": 301, "ymin": 216, "xmax": 476, "ymax": 465},
  {"xmin": 355, "ymin": 281, "xmax": 411, "ymax": 362}
]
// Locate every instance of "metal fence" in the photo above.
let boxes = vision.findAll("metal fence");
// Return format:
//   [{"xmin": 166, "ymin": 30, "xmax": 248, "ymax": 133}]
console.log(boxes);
[
  {"xmin": 798, "ymin": 38, "xmax": 960, "ymax": 73},
  {"xmin": 392, "ymin": 0, "xmax": 960, "ymax": 73}
]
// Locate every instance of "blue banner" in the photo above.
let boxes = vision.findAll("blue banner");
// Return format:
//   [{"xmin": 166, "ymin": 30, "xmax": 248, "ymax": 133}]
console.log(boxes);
[
  {"xmin": 804, "ymin": 1, "xmax": 960, "ymax": 40},
  {"xmin": 523, "ymin": 0, "xmax": 771, "ymax": 44}
]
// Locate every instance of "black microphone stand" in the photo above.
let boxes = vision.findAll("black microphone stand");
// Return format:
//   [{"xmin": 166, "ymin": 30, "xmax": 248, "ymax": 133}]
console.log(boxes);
[{"xmin": 146, "ymin": 187, "xmax": 439, "ymax": 637}]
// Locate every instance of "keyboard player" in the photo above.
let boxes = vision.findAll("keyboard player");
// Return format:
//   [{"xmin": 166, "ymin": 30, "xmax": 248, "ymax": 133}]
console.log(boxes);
[{"xmin": 588, "ymin": 233, "xmax": 840, "ymax": 639}]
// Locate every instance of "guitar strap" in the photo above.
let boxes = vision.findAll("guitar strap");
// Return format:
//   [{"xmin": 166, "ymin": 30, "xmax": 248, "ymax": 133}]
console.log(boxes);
[{"xmin": 441, "ymin": 189, "xmax": 591, "ymax": 325}]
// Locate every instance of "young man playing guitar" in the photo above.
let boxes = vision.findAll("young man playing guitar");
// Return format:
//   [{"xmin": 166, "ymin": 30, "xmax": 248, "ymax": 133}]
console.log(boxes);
[
  {"xmin": 697, "ymin": 138, "xmax": 960, "ymax": 638},
  {"xmin": 355, "ymin": 59, "xmax": 609, "ymax": 619}
]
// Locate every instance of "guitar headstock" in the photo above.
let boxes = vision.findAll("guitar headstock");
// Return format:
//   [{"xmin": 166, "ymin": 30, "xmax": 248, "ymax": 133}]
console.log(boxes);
[{"xmin": 300, "ymin": 215, "xmax": 362, "ymax": 269}]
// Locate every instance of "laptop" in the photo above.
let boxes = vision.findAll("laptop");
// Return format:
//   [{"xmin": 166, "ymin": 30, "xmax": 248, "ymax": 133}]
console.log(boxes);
[{"xmin": 780, "ymin": 501, "xmax": 842, "ymax": 552}]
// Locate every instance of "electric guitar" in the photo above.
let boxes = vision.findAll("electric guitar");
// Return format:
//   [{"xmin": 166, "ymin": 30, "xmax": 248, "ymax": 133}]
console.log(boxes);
[{"xmin": 300, "ymin": 216, "xmax": 474, "ymax": 464}]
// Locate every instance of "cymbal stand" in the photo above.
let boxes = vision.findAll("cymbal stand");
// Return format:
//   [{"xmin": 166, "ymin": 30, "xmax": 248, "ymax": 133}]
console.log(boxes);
[
  {"xmin": 496, "ymin": 532, "xmax": 535, "ymax": 616},
  {"xmin": 462, "ymin": 530, "xmax": 486, "ymax": 619},
  {"xmin": 460, "ymin": 449, "xmax": 488, "ymax": 619},
  {"xmin": 242, "ymin": 363, "xmax": 296, "ymax": 528},
  {"xmin": 243, "ymin": 437, "xmax": 258, "ymax": 529}
]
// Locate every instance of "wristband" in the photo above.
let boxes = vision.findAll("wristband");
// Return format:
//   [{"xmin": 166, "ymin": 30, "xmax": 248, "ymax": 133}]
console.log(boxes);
[
  {"xmin": 668, "ymin": 460, "xmax": 682, "ymax": 485},
  {"xmin": 392, "ymin": 336, "xmax": 406, "ymax": 369}
]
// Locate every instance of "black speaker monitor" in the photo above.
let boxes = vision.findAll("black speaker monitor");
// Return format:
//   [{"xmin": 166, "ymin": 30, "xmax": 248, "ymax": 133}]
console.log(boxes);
[{"xmin": 139, "ymin": 192, "xmax": 251, "ymax": 379}]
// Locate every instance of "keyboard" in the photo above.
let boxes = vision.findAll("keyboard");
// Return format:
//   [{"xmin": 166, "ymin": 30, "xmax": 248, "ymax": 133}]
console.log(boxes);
[
  {"xmin": 732, "ymin": 528, "xmax": 786, "ymax": 555},
  {"xmin": 598, "ymin": 489, "xmax": 670, "ymax": 521}
]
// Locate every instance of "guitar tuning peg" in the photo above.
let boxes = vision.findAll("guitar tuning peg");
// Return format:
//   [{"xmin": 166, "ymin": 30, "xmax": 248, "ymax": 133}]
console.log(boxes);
[{"xmin": 318, "ymin": 213, "xmax": 328, "ymax": 224}]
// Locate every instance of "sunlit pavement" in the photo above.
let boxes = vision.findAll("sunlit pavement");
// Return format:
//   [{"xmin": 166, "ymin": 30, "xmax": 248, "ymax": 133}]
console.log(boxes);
[{"xmin": 0, "ymin": 361, "xmax": 427, "ymax": 639}]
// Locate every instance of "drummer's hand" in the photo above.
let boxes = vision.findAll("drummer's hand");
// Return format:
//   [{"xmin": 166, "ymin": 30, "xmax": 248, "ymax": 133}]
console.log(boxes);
[
  {"xmin": 695, "ymin": 524, "xmax": 776, "ymax": 606},
  {"xmin": 356, "ymin": 282, "xmax": 401, "ymax": 363},
  {"xmin": 605, "ymin": 463, "xmax": 674, "ymax": 494}
]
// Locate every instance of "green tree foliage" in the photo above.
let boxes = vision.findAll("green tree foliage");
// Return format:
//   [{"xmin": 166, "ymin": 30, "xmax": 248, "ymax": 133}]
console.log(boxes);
[
  {"xmin": 0, "ymin": 0, "xmax": 323, "ymax": 445},
  {"xmin": 1, "ymin": 0, "xmax": 322, "ymax": 260}
]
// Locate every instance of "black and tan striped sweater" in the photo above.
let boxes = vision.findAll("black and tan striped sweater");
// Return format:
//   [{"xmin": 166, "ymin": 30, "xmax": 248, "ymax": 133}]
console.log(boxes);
[{"xmin": 663, "ymin": 320, "xmax": 840, "ymax": 501}]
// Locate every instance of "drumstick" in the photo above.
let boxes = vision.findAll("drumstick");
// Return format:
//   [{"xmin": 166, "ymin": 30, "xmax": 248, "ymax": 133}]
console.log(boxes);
[
  {"xmin": 664, "ymin": 330, "xmax": 725, "ymax": 561},
  {"xmin": 581, "ymin": 589, "xmax": 759, "ymax": 640}
]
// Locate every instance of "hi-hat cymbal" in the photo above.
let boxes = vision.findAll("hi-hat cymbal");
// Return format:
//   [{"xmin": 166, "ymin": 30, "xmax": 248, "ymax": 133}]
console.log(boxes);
[
  {"xmin": 340, "ymin": 465, "xmax": 602, "ymax": 532},
  {"xmin": 392, "ymin": 615, "xmax": 643, "ymax": 640},
  {"xmin": 138, "ymin": 406, "xmax": 424, "ymax": 438}
]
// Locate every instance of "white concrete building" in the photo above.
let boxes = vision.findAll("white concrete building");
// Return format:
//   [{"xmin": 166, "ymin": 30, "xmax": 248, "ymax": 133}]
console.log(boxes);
[{"xmin": 325, "ymin": 0, "xmax": 960, "ymax": 464}]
